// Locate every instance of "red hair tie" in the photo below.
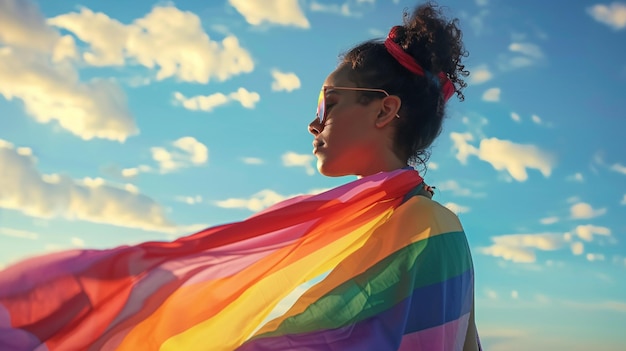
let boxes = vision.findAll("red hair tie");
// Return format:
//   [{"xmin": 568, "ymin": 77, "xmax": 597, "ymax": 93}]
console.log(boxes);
[{"xmin": 384, "ymin": 26, "xmax": 455, "ymax": 102}]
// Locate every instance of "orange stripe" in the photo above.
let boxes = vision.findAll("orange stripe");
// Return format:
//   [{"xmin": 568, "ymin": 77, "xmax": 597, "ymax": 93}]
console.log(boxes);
[{"xmin": 115, "ymin": 197, "xmax": 401, "ymax": 349}]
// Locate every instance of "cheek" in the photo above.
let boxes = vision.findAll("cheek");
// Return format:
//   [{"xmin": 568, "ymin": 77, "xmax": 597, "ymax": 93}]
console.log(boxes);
[
  {"xmin": 326, "ymin": 118, "xmax": 368, "ymax": 148},
  {"xmin": 319, "ymin": 123, "xmax": 368, "ymax": 164}
]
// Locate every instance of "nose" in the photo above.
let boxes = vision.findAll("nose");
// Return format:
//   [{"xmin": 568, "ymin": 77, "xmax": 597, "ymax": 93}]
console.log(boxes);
[{"xmin": 308, "ymin": 118, "xmax": 322, "ymax": 136}]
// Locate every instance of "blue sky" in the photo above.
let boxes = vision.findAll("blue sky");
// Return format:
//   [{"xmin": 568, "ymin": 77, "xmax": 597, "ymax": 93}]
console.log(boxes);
[{"xmin": 1, "ymin": 0, "xmax": 625, "ymax": 349}]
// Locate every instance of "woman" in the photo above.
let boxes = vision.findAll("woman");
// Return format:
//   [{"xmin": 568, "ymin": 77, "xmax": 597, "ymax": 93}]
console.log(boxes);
[
  {"xmin": 304, "ymin": 2, "xmax": 481, "ymax": 350},
  {"xmin": 0, "ymin": 3, "xmax": 479, "ymax": 351}
]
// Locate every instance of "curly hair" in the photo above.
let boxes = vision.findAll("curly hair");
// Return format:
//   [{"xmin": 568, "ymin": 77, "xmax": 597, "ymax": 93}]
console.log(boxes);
[{"xmin": 339, "ymin": 2, "xmax": 469, "ymax": 168}]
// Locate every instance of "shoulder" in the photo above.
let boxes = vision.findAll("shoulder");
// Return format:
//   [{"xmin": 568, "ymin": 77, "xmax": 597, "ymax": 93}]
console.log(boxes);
[{"xmin": 394, "ymin": 194, "xmax": 464, "ymax": 236}]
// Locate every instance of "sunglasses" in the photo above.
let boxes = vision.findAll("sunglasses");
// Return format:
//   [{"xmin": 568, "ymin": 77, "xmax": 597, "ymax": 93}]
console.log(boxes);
[{"xmin": 316, "ymin": 86, "xmax": 396, "ymax": 125}]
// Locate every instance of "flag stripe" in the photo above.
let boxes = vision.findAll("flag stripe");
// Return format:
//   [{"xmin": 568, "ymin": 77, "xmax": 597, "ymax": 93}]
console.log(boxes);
[
  {"xmin": 254, "ymin": 231, "xmax": 472, "ymax": 339},
  {"xmin": 237, "ymin": 270, "xmax": 472, "ymax": 350},
  {"xmin": 0, "ymin": 169, "xmax": 478, "ymax": 350}
]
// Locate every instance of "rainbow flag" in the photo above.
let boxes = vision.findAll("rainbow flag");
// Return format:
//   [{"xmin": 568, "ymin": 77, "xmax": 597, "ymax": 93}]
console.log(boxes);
[{"xmin": 0, "ymin": 169, "xmax": 478, "ymax": 350}]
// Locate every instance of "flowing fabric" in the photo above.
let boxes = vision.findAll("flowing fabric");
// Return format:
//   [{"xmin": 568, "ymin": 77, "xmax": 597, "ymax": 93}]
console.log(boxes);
[{"xmin": 0, "ymin": 169, "xmax": 477, "ymax": 351}]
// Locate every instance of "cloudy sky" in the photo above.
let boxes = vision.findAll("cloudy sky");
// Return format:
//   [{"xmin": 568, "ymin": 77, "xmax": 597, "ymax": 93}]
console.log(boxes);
[{"xmin": 1, "ymin": 0, "xmax": 625, "ymax": 350}]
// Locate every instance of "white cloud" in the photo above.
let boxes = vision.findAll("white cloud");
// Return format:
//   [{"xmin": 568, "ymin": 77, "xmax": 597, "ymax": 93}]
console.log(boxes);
[
  {"xmin": 215, "ymin": 189, "xmax": 288, "ymax": 212},
  {"xmin": 282, "ymin": 151, "xmax": 315, "ymax": 175},
  {"xmin": 540, "ymin": 216, "xmax": 559, "ymax": 225},
  {"xmin": 531, "ymin": 114, "xmax": 542, "ymax": 124},
  {"xmin": 450, "ymin": 133, "xmax": 554, "ymax": 182},
  {"xmin": 175, "ymin": 195, "xmax": 203, "ymax": 205},
  {"xmin": 570, "ymin": 202, "xmax": 607, "ymax": 219},
  {"xmin": 124, "ymin": 184, "xmax": 139, "ymax": 194},
  {"xmin": 0, "ymin": 47, "xmax": 137, "ymax": 141},
  {"xmin": 241, "ymin": 157, "xmax": 264, "ymax": 165},
  {"xmin": 310, "ymin": 1, "xmax": 360, "ymax": 17},
  {"xmin": 621, "ymin": 194, "xmax": 626, "ymax": 205},
  {"xmin": 485, "ymin": 289, "xmax": 498, "ymax": 299},
  {"xmin": 173, "ymin": 88, "xmax": 260, "ymax": 112},
  {"xmin": 476, "ymin": 138, "xmax": 553, "ymax": 181},
  {"xmin": 482, "ymin": 87, "xmax": 500, "ymax": 102},
  {"xmin": 49, "ymin": 6, "xmax": 254, "ymax": 83},
  {"xmin": 49, "ymin": 8, "xmax": 127, "ymax": 66},
  {"xmin": 479, "ymin": 232, "xmax": 565, "ymax": 263},
  {"xmin": 511, "ymin": 112, "xmax": 521, "ymax": 122},
  {"xmin": 443, "ymin": 202, "xmax": 470, "ymax": 214},
  {"xmin": 0, "ymin": 227, "xmax": 39, "ymax": 240},
  {"xmin": 174, "ymin": 91, "xmax": 228, "ymax": 112},
  {"xmin": 500, "ymin": 42, "xmax": 545, "ymax": 70},
  {"xmin": 460, "ymin": 9, "xmax": 490, "ymax": 36},
  {"xmin": 573, "ymin": 224, "xmax": 611, "ymax": 241},
  {"xmin": 436, "ymin": 180, "xmax": 482, "ymax": 197},
  {"xmin": 428, "ymin": 161, "xmax": 439, "ymax": 170},
  {"xmin": 566, "ymin": 196, "xmax": 581, "ymax": 204},
  {"xmin": 271, "ymin": 69, "xmax": 301, "ymax": 92},
  {"xmin": 229, "ymin": 0, "xmax": 310, "ymax": 28},
  {"xmin": 173, "ymin": 137, "xmax": 208, "ymax": 164},
  {"xmin": 566, "ymin": 172, "xmax": 584, "ymax": 182},
  {"xmin": 480, "ymin": 245, "xmax": 535, "ymax": 263},
  {"xmin": 492, "ymin": 233, "xmax": 564, "ymax": 251},
  {"xmin": 215, "ymin": 187, "xmax": 328, "ymax": 212},
  {"xmin": 587, "ymin": 3, "xmax": 626, "ymax": 30},
  {"xmin": 0, "ymin": 139, "xmax": 176, "ymax": 232},
  {"xmin": 610, "ymin": 163, "xmax": 626, "ymax": 175},
  {"xmin": 0, "ymin": 0, "xmax": 64, "ymax": 53},
  {"xmin": 571, "ymin": 241, "xmax": 584, "ymax": 255},
  {"xmin": 229, "ymin": 87, "xmax": 261, "ymax": 108},
  {"xmin": 509, "ymin": 42, "xmax": 544, "ymax": 59},
  {"xmin": 71, "ymin": 237, "xmax": 85, "ymax": 247},
  {"xmin": 586, "ymin": 253, "xmax": 606, "ymax": 262},
  {"xmin": 450, "ymin": 132, "xmax": 476, "ymax": 164},
  {"xmin": 368, "ymin": 28, "xmax": 385, "ymax": 37},
  {"xmin": 0, "ymin": 1, "xmax": 144, "ymax": 141},
  {"xmin": 121, "ymin": 165, "xmax": 151, "ymax": 178},
  {"xmin": 511, "ymin": 290, "xmax": 519, "ymax": 299},
  {"xmin": 468, "ymin": 65, "xmax": 493, "ymax": 84},
  {"xmin": 151, "ymin": 137, "xmax": 208, "ymax": 173}
]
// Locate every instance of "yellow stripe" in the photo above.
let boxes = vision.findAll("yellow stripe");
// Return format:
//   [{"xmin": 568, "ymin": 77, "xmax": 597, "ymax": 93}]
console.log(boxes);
[{"xmin": 157, "ymin": 209, "xmax": 395, "ymax": 351}]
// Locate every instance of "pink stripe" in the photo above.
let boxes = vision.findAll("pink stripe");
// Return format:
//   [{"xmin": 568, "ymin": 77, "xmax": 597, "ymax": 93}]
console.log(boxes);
[
  {"xmin": 318, "ymin": 169, "xmax": 406, "ymax": 202},
  {"xmin": 103, "ymin": 219, "xmax": 317, "ymax": 337},
  {"xmin": 252, "ymin": 169, "xmax": 420, "ymax": 216},
  {"xmin": 398, "ymin": 312, "xmax": 470, "ymax": 351}
]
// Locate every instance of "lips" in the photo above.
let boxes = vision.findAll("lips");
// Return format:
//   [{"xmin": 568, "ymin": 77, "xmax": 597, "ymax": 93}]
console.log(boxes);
[
  {"xmin": 313, "ymin": 139, "xmax": 325, "ymax": 148},
  {"xmin": 312, "ymin": 140, "xmax": 325, "ymax": 154}
]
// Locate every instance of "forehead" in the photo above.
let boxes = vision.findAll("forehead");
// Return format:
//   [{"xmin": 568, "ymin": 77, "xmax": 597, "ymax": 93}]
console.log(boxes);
[{"xmin": 322, "ymin": 65, "xmax": 354, "ymax": 88}]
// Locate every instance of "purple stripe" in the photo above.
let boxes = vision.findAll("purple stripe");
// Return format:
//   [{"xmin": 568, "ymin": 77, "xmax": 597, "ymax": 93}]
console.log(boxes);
[
  {"xmin": 398, "ymin": 313, "xmax": 470, "ymax": 351},
  {"xmin": 0, "ymin": 304, "xmax": 46, "ymax": 351},
  {"xmin": 238, "ymin": 298, "xmax": 409, "ymax": 351},
  {"xmin": 238, "ymin": 270, "xmax": 473, "ymax": 351},
  {"xmin": 0, "ymin": 249, "xmax": 118, "ymax": 296}
]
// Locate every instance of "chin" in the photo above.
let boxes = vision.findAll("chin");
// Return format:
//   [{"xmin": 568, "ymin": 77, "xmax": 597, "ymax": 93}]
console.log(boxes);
[{"xmin": 317, "ymin": 160, "xmax": 352, "ymax": 178}]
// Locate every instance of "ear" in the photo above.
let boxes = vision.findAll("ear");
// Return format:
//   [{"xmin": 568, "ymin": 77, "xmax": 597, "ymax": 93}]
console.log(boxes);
[{"xmin": 375, "ymin": 95, "xmax": 401, "ymax": 128}]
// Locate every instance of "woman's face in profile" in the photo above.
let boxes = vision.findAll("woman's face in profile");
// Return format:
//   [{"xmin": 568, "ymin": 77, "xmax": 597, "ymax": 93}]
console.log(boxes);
[{"xmin": 308, "ymin": 68, "xmax": 384, "ymax": 177}]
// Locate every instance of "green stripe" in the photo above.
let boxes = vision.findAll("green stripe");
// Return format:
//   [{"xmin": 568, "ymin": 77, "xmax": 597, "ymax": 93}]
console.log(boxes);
[{"xmin": 257, "ymin": 230, "xmax": 472, "ymax": 338}]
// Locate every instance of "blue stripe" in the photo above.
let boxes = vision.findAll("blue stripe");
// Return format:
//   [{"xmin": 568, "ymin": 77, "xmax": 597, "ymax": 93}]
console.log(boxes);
[
  {"xmin": 237, "ymin": 269, "xmax": 473, "ymax": 351},
  {"xmin": 404, "ymin": 268, "xmax": 473, "ymax": 333}
]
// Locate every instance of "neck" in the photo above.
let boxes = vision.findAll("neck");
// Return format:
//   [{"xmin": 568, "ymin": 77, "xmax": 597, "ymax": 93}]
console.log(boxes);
[{"xmin": 355, "ymin": 154, "xmax": 406, "ymax": 179}]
